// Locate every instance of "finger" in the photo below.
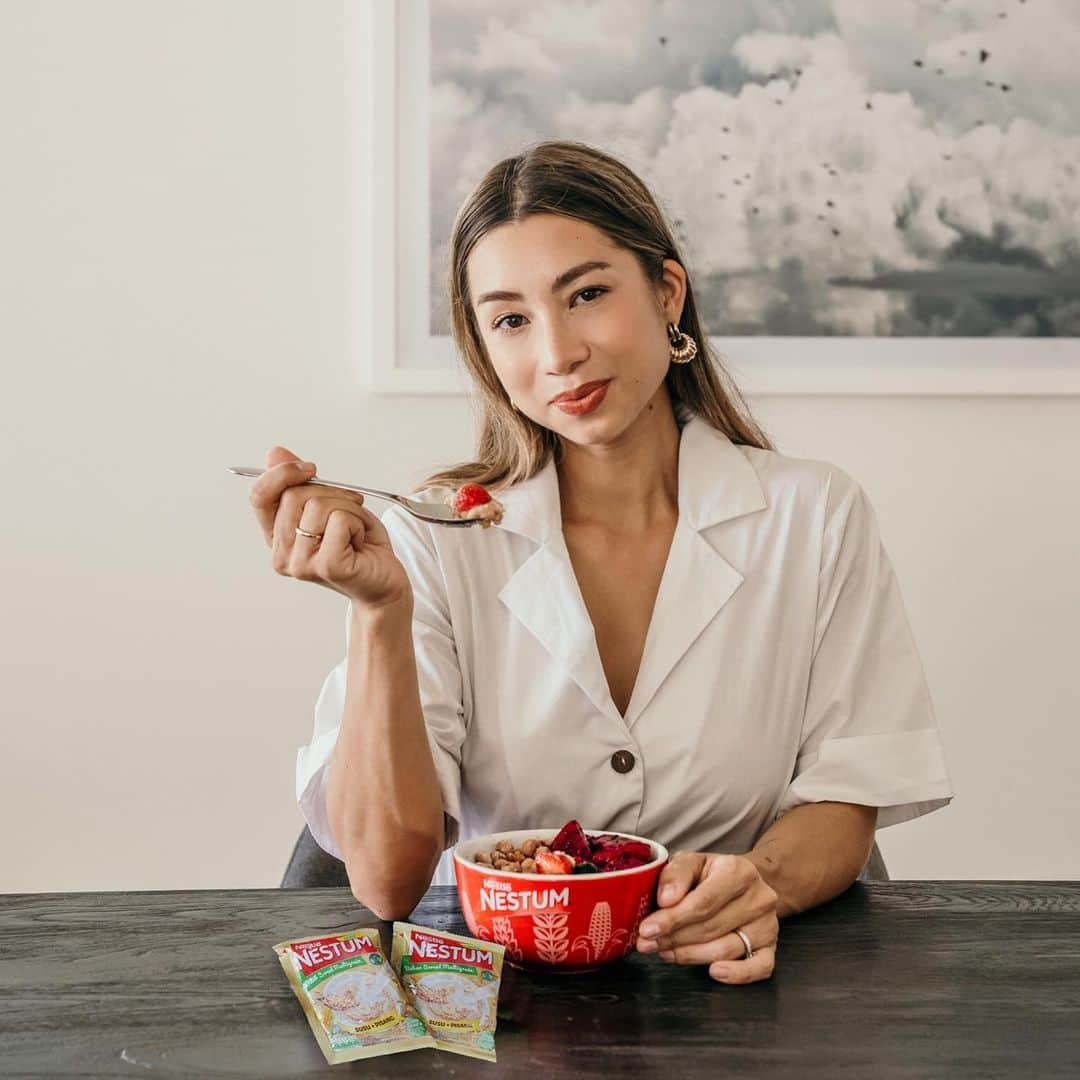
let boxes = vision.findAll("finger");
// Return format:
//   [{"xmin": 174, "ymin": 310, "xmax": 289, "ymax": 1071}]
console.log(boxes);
[
  {"xmin": 709, "ymin": 943, "xmax": 777, "ymax": 985},
  {"xmin": 656, "ymin": 851, "xmax": 704, "ymax": 909},
  {"xmin": 319, "ymin": 506, "xmax": 369, "ymax": 566},
  {"xmin": 251, "ymin": 457, "xmax": 317, "ymax": 546},
  {"xmin": 653, "ymin": 895, "xmax": 775, "ymax": 951},
  {"xmin": 648, "ymin": 902, "xmax": 760, "ymax": 954},
  {"xmin": 346, "ymin": 499, "xmax": 393, "ymax": 549},
  {"xmin": 657, "ymin": 912, "xmax": 779, "ymax": 964},
  {"xmin": 638, "ymin": 854, "xmax": 741, "ymax": 944},
  {"xmin": 294, "ymin": 498, "xmax": 378, "ymax": 555},
  {"xmin": 290, "ymin": 504, "xmax": 362, "ymax": 581},
  {"xmin": 637, "ymin": 852, "xmax": 705, "ymax": 946},
  {"xmin": 266, "ymin": 444, "xmax": 303, "ymax": 468},
  {"xmin": 283, "ymin": 496, "xmax": 370, "ymax": 575}
]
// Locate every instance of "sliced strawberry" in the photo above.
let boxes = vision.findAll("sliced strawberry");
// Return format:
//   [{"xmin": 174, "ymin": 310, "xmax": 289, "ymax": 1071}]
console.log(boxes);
[
  {"xmin": 551, "ymin": 820, "xmax": 591, "ymax": 863},
  {"xmin": 535, "ymin": 849, "xmax": 574, "ymax": 875},
  {"xmin": 453, "ymin": 483, "xmax": 492, "ymax": 513}
]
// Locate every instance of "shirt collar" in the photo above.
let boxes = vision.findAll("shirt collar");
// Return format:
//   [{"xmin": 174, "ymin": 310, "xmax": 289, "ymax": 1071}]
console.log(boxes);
[{"xmin": 495, "ymin": 414, "xmax": 768, "ymax": 544}]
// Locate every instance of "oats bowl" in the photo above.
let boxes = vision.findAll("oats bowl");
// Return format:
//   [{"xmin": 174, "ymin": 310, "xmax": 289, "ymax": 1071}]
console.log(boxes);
[{"xmin": 453, "ymin": 825, "xmax": 668, "ymax": 973}]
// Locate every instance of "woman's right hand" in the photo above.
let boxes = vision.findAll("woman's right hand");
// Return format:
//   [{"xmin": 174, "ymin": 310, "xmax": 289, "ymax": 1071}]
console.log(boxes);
[{"xmin": 249, "ymin": 446, "xmax": 412, "ymax": 611}]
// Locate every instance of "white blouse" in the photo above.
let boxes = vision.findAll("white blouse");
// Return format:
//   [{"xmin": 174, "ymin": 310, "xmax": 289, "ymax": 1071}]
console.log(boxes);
[{"xmin": 296, "ymin": 415, "xmax": 954, "ymax": 886}]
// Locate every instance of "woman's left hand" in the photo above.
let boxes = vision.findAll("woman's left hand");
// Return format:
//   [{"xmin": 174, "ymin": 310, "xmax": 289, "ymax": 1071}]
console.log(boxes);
[{"xmin": 634, "ymin": 852, "xmax": 780, "ymax": 984}]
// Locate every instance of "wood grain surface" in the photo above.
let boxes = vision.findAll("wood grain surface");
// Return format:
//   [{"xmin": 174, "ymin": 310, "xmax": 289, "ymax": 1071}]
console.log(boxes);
[{"xmin": 1, "ymin": 882, "xmax": 1078, "ymax": 1078}]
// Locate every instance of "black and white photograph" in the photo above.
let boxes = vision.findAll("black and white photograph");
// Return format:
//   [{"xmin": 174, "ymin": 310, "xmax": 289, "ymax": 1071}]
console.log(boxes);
[{"xmin": 430, "ymin": 0, "xmax": 1080, "ymax": 341}]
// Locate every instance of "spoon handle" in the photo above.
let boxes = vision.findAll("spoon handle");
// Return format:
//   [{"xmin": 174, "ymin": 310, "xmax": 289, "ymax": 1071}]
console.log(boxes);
[{"xmin": 226, "ymin": 465, "xmax": 403, "ymax": 505}]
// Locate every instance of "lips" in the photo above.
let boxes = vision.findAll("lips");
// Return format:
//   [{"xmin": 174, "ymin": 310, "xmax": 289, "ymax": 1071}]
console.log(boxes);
[
  {"xmin": 551, "ymin": 380, "xmax": 611, "ymax": 416},
  {"xmin": 549, "ymin": 379, "xmax": 611, "ymax": 405}
]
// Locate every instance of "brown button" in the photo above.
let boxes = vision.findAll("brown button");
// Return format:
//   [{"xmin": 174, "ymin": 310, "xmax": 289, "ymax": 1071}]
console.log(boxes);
[{"xmin": 610, "ymin": 750, "xmax": 636, "ymax": 774}]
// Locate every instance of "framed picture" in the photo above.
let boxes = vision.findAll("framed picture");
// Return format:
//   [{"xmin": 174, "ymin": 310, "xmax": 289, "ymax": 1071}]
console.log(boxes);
[{"xmin": 363, "ymin": 0, "xmax": 1080, "ymax": 396}]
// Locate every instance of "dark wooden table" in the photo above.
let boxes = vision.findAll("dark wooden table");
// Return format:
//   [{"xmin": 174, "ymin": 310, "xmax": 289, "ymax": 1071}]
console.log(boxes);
[{"xmin": 2, "ymin": 883, "xmax": 1078, "ymax": 1077}]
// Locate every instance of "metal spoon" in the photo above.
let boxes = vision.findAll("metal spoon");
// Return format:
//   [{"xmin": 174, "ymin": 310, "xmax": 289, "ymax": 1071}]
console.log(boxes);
[{"xmin": 226, "ymin": 466, "xmax": 481, "ymax": 526}]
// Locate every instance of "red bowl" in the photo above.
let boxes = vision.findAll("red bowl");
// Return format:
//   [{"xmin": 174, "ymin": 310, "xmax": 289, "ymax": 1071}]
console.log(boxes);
[{"xmin": 453, "ymin": 828, "xmax": 669, "ymax": 973}]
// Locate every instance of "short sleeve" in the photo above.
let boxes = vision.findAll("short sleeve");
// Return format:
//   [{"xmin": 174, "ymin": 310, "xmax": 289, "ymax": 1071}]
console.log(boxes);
[
  {"xmin": 294, "ymin": 504, "xmax": 468, "ymax": 859},
  {"xmin": 774, "ymin": 470, "xmax": 955, "ymax": 830}
]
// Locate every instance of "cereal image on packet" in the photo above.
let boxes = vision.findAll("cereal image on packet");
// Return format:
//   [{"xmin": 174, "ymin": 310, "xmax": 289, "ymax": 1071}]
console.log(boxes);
[
  {"xmin": 273, "ymin": 927, "xmax": 435, "ymax": 1065},
  {"xmin": 392, "ymin": 921, "xmax": 505, "ymax": 1063}
]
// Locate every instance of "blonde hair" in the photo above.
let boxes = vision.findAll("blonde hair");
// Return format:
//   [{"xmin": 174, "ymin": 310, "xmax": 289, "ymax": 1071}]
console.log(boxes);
[{"xmin": 416, "ymin": 139, "xmax": 774, "ymax": 494}]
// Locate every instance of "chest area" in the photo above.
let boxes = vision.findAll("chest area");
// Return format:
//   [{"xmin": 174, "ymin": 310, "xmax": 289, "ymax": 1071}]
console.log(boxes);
[{"xmin": 563, "ymin": 523, "xmax": 676, "ymax": 714}]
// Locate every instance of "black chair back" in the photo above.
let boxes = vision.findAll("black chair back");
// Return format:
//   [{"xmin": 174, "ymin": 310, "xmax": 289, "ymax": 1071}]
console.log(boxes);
[{"xmin": 281, "ymin": 825, "xmax": 348, "ymax": 888}]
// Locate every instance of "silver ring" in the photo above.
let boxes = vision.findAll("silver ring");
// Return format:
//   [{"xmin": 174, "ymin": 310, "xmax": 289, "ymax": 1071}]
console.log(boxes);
[
  {"xmin": 295, "ymin": 525, "xmax": 323, "ymax": 541},
  {"xmin": 733, "ymin": 927, "xmax": 754, "ymax": 960}
]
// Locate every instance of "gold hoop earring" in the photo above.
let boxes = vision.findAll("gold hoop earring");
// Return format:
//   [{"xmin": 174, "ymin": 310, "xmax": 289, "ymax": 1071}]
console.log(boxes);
[{"xmin": 667, "ymin": 321, "xmax": 697, "ymax": 364}]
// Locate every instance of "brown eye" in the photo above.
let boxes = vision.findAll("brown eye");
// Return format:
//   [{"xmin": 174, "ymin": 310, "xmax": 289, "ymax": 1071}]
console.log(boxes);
[{"xmin": 574, "ymin": 286, "xmax": 606, "ymax": 304}]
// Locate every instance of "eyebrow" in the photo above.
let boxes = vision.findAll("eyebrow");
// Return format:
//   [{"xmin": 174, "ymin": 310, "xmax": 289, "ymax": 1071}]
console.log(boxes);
[{"xmin": 475, "ymin": 260, "xmax": 613, "ymax": 307}]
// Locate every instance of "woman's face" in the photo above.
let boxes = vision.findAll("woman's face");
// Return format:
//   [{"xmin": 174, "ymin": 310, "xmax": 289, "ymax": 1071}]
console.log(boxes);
[{"xmin": 466, "ymin": 213, "xmax": 686, "ymax": 444}]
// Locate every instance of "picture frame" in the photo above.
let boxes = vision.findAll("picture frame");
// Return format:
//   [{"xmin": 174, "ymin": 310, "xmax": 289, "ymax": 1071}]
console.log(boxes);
[{"xmin": 362, "ymin": 0, "xmax": 1080, "ymax": 397}]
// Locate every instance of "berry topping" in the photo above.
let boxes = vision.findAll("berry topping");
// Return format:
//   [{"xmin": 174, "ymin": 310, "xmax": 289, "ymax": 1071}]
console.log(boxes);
[
  {"xmin": 587, "ymin": 833, "xmax": 653, "ymax": 871},
  {"xmin": 453, "ymin": 483, "xmax": 493, "ymax": 514},
  {"xmin": 551, "ymin": 819, "xmax": 592, "ymax": 863}
]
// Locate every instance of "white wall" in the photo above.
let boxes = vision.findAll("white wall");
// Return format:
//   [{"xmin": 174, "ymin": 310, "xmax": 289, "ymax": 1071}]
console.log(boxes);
[{"xmin": 2, "ymin": 1, "xmax": 1077, "ymax": 893}]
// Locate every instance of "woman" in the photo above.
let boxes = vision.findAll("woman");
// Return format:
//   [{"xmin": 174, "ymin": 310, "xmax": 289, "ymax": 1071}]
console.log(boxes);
[{"xmin": 250, "ymin": 141, "xmax": 953, "ymax": 986}]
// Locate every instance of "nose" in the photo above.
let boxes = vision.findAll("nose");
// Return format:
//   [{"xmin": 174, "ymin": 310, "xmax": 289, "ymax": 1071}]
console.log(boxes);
[{"xmin": 538, "ymin": 316, "xmax": 588, "ymax": 376}]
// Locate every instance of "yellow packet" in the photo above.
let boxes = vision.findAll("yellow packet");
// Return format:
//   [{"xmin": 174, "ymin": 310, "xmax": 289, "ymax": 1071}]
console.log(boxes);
[
  {"xmin": 273, "ymin": 927, "xmax": 435, "ymax": 1065},
  {"xmin": 391, "ymin": 921, "xmax": 505, "ymax": 1063}
]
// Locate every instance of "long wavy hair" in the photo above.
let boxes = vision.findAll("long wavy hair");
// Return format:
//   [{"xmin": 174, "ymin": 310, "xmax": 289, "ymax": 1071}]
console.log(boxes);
[{"xmin": 415, "ymin": 139, "xmax": 774, "ymax": 494}]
